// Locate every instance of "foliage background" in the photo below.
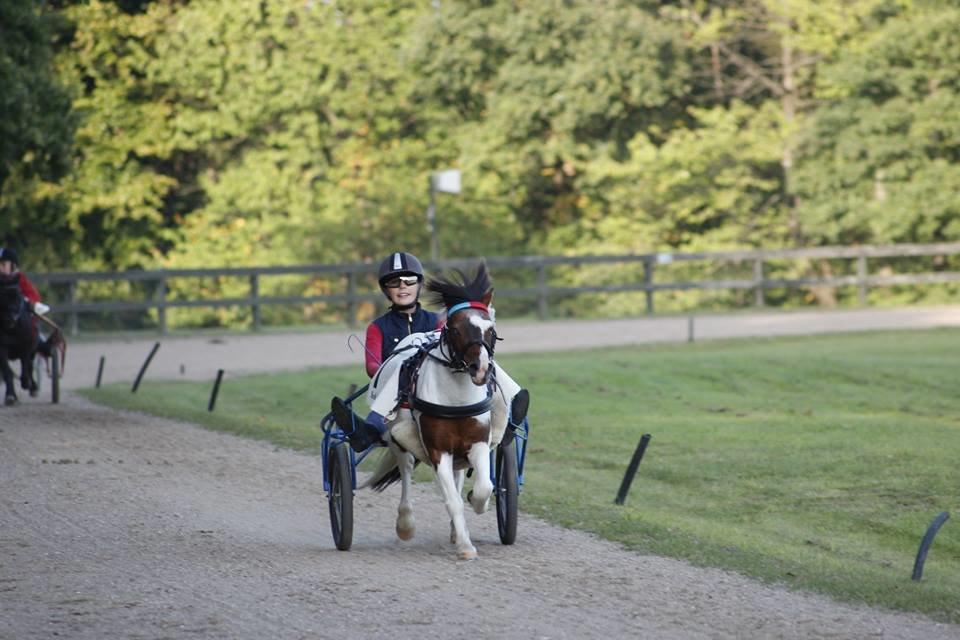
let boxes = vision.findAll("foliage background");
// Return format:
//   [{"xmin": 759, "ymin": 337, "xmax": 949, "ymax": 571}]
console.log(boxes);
[{"xmin": 3, "ymin": 0, "xmax": 958, "ymax": 326}]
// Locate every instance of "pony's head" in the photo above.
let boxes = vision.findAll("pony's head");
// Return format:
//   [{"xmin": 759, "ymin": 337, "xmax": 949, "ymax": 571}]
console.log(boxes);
[
  {"xmin": 0, "ymin": 274, "xmax": 25, "ymax": 332},
  {"xmin": 426, "ymin": 261, "xmax": 496, "ymax": 386}
]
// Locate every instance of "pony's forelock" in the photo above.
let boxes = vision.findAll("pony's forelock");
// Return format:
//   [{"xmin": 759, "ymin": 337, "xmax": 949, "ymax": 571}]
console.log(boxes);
[{"xmin": 426, "ymin": 261, "xmax": 493, "ymax": 309}]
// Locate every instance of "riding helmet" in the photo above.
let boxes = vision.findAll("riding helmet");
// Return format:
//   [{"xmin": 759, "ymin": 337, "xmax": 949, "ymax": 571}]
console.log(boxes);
[
  {"xmin": 377, "ymin": 252, "xmax": 424, "ymax": 287},
  {"xmin": 0, "ymin": 247, "xmax": 18, "ymax": 266}
]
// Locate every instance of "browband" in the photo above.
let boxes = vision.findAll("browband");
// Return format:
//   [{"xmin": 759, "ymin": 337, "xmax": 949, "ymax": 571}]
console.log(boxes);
[{"xmin": 447, "ymin": 301, "xmax": 488, "ymax": 317}]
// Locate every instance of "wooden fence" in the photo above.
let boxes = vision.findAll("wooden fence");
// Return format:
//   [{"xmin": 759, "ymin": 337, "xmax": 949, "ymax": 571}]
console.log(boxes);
[{"xmin": 28, "ymin": 242, "xmax": 960, "ymax": 335}]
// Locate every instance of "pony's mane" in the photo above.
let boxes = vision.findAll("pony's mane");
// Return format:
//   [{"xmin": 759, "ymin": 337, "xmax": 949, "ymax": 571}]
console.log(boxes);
[{"xmin": 426, "ymin": 261, "xmax": 492, "ymax": 309}]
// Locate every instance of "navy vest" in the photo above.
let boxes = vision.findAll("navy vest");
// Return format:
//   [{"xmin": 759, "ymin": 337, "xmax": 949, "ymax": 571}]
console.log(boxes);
[{"xmin": 372, "ymin": 305, "xmax": 440, "ymax": 362}]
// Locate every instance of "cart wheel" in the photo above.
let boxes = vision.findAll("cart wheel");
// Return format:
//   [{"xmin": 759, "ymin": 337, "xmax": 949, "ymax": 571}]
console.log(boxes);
[
  {"xmin": 51, "ymin": 349, "xmax": 60, "ymax": 405},
  {"xmin": 328, "ymin": 442, "xmax": 354, "ymax": 551},
  {"xmin": 495, "ymin": 439, "xmax": 518, "ymax": 545}
]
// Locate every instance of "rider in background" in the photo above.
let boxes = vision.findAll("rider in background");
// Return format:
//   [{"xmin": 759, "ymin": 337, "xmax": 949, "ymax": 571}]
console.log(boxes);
[
  {"xmin": 331, "ymin": 250, "xmax": 529, "ymax": 453},
  {"xmin": 0, "ymin": 247, "xmax": 52, "ymax": 356}
]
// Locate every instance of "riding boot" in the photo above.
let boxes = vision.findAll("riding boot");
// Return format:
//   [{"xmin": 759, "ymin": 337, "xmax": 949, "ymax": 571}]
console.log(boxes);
[
  {"xmin": 330, "ymin": 397, "xmax": 385, "ymax": 453},
  {"xmin": 501, "ymin": 389, "xmax": 530, "ymax": 446},
  {"xmin": 510, "ymin": 389, "xmax": 530, "ymax": 426}
]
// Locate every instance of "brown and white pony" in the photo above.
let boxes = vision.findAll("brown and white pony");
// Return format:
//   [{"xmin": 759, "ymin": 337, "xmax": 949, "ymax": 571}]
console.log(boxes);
[{"xmin": 365, "ymin": 262, "xmax": 499, "ymax": 560}]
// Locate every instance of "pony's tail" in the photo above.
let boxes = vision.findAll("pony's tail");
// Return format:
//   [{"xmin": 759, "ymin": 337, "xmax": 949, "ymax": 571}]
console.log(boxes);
[{"xmin": 359, "ymin": 451, "xmax": 418, "ymax": 492}]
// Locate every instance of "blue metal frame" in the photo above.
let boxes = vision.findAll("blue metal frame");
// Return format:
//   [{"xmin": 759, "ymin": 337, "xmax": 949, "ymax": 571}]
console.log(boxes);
[
  {"xmin": 489, "ymin": 416, "xmax": 530, "ymax": 489},
  {"xmin": 320, "ymin": 383, "xmax": 371, "ymax": 492}
]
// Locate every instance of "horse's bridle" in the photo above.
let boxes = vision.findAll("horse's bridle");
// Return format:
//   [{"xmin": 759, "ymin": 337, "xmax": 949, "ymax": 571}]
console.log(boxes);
[{"xmin": 435, "ymin": 301, "xmax": 499, "ymax": 373}]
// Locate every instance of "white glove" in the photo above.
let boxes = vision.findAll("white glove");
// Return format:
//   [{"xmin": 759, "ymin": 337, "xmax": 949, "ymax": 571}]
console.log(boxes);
[{"xmin": 33, "ymin": 301, "xmax": 50, "ymax": 315}]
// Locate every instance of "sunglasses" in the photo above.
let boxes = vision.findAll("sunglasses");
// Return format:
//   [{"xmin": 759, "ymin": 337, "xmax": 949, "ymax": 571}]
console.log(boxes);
[{"xmin": 383, "ymin": 275, "xmax": 420, "ymax": 288}]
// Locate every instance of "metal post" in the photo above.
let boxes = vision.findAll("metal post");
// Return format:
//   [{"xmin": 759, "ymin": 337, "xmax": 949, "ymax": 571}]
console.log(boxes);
[
  {"xmin": 95, "ymin": 356, "xmax": 105, "ymax": 388},
  {"xmin": 208, "ymin": 369, "xmax": 225, "ymax": 412},
  {"xmin": 131, "ymin": 342, "xmax": 160, "ymax": 393},
  {"xmin": 614, "ymin": 434, "xmax": 652, "ymax": 505},
  {"xmin": 912, "ymin": 511, "xmax": 950, "ymax": 581},
  {"xmin": 250, "ymin": 274, "xmax": 261, "ymax": 331}
]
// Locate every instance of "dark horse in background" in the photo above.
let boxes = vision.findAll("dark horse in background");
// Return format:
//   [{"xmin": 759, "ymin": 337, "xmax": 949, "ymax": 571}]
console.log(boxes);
[{"xmin": 0, "ymin": 274, "xmax": 38, "ymax": 405}]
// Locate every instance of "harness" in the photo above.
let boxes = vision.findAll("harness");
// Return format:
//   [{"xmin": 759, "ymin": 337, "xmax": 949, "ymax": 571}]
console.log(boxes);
[{"xmin": 399, "ymin": 301, "xmax": 499, "ymax": 419}]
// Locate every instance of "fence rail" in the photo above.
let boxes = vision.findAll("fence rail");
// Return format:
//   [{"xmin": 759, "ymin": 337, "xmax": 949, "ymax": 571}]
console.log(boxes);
[{"xmin": 28, "ymin": 242, "xmax": 960, "ymax": 335}]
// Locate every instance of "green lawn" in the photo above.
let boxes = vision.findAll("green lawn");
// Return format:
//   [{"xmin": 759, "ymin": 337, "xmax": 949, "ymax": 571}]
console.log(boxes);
[{"xmin": 80, "ymin": 328, "xmax": 960, "ymax": 622}]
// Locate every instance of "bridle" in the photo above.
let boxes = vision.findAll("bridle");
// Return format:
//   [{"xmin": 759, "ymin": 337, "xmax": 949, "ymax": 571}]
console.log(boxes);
[{"xmin": 435, "ymin": 301, "xmax": 498, "ymax": 373}]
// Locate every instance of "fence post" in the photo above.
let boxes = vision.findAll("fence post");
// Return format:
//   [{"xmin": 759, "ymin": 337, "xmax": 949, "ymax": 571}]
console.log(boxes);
[
  {"xmin": 643, "ymin": 257, "xmax": 655, "ymax": 314},
  {"xmin": 250, "ymin": 274, "xmax": 261, "ymax": 331},
  {"xmin": 857, "ymin": 254, "xmax": 868, "ymax": 306},
  {"xmin": 155, "ymin": 276, "xmax": 167, "ymax": 335},
  {"xmin": 68, "ymin": 280, "xmax": 79, "ymax": 336},
  {"xmin": 345, "ymin": 271, "xmax": 357, "ymax": 328},
  {"xmin": 753, "ymin": 258, "xmax": 765, "ymax": 307},
  {"xmin": 537, "ymin": 263, "xmax": 548, "ymax": 320}
]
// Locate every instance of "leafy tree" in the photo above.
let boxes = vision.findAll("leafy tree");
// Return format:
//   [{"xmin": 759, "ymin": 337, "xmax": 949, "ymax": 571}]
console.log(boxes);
[
  {"xmin": 794, "ymin": 4, "xmax": 960, "ymax": 246},
  {"xmin": 0, "ymin": 0, "xmax": 75, "ymax": 266},
  {"xmin": 410, "ymin": 0, "xmax": 693, "ymax": 250}
]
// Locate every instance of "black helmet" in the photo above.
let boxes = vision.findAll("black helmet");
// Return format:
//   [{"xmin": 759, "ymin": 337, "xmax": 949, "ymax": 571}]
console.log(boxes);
[
  {"xmin": 377, "ymin": 252, "xmax": 424, "ymax": 287},
  {"xmin": 0, "ymin": 247, "xmax": 18, "ymax": 266}
]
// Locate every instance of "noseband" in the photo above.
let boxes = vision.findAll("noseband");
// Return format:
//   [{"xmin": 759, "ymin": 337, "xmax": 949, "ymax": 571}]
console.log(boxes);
[{"xmin": 437, "ymin": 301, "xmax": 498, "ymax": 373}]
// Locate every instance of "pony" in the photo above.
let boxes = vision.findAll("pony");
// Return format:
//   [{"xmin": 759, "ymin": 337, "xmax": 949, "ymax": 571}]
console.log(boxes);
[
  {"xmin": 365, "ymin": 261, "xmax": 501, "ymax": 560},
  {"xmin": 0, "ymin": 274, "xmax": 38, "ymax": 405}
]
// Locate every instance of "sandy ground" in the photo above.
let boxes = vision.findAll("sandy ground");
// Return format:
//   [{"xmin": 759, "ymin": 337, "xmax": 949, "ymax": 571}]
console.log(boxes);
[{"xmin": 4, "ymin": 306, "xmax": 960, "ymax": 639}]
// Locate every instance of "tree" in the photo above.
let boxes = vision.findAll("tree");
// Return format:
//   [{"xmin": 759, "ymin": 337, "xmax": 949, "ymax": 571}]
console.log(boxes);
[
  {"xmin": 410, "ymin": 0, "xmax": 693, "ymax": 250},
  {"xmin": 794, "ymin": 4, "xmax": 960, "ymax": 246},
  {"xmin": 0, "ymin": 0, "xmax": 75, "ymax": 265}
]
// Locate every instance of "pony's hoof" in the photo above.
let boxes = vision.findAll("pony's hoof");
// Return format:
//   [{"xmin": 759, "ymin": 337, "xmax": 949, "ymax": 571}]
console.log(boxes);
[
  {"xmin": 396, "ymin": 523, "xmax": 415, "ymax": 541},
  {"xmin": 4, "ymin": 394, "xmax": 17, "ymax": 406},
  {"xmin": 457, "ymin": 547, "xmax": 478, "ymax": 561}
]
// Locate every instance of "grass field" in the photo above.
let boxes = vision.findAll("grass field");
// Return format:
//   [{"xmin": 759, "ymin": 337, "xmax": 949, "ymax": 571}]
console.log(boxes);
[{"xmin": 80, "ymin": 328, "xmax": 960, "ymax": 622}]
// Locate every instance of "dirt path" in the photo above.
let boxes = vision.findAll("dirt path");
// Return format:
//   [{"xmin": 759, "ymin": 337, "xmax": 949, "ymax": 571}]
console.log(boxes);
[{"xmin": 3, "ymin": 394, "xmax": 959, "ymax": 639}]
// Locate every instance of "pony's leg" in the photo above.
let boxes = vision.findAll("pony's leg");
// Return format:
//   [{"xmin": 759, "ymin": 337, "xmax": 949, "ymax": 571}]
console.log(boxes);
[
  {"xmin": 20, "ymin": 356, "xmax": 36, "ymax": 397},
  {"xmin": 435, "ymin": 453, "xmax": 476, "ymax": 560},
  {"xmin": 394, "ymin": 449, "xmax": 417, "ymax": 541},
  {"xmin": 466, "ymin": 442, "xmax": 493, "ymax": 514},
  {"xmin": 0, "ymin": 351, "xmax": 16, "ymax": 405},
  {"xmin": 450, "ymin": 468, "xmax": 466, "ymax": 543}
]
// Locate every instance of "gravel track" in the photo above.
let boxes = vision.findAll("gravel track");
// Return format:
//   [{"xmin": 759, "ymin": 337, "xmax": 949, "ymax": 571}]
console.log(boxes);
[
  {"xmin": 3, "ymin": 396, "xmax": 960, "ymax": 639},
  {"xmin": 5, "ymin": 307, "xmax": 960, "ymax": 638}
]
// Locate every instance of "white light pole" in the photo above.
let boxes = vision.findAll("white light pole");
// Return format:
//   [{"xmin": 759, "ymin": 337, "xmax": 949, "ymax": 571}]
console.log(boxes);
[{"xmin": 427, "ymin": 169, "xmax": 461, "ymax": 261}]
